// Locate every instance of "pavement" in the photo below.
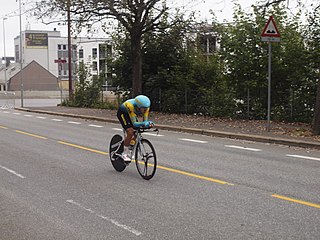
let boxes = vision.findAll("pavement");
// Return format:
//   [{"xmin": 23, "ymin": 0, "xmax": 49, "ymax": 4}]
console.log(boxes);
[{"xmin": 14, "ymin": 106, "xmax": 320, "ymax": 150}]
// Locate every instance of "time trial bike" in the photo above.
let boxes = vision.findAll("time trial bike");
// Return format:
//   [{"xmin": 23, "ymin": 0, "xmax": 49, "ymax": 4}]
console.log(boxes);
[{"xmin": 109, "ymin": 127, "xmax": 158, "ymax": 180}]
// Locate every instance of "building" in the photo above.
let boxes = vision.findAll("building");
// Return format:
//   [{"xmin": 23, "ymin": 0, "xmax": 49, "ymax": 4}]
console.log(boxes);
[
  {"xmin": 13, "ymin": 29, "xmax": 113, "ymax": 90},
  {"xmin": 185, "ymin": 23, "xmax": 219, "ymax": 60},
  {"xmin": 8, "ymin": 60, "xmax": 59, "ymax": 91}
]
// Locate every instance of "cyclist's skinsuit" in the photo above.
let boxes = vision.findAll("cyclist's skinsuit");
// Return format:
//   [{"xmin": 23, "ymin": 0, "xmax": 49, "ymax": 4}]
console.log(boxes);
[{"xmin": 117, "ymin": 99, "xmax": 150, "ymax": 130}]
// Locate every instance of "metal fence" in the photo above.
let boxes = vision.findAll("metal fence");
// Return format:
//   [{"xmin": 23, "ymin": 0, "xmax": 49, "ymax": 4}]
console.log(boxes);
[{"xmin": 0, "ymin": 92, "xmax": 16, "ymax": 109}]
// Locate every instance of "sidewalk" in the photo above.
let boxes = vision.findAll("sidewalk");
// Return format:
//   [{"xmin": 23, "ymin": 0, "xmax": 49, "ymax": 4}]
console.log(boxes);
[{"xmin": 15, "ymin": 106, "xmax": 320, "ymax": 150}]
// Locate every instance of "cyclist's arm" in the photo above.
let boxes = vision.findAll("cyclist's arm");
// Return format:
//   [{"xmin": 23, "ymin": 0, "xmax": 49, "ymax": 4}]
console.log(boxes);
[{"xmin": 143, "ymin": 108, "xmax": 149, "ymax": 121}]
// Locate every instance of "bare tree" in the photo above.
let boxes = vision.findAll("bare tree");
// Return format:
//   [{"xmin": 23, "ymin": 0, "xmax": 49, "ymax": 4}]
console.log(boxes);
[{"xmin": 34, "ymin": 0, "xmax": 169, "ymax": 96}]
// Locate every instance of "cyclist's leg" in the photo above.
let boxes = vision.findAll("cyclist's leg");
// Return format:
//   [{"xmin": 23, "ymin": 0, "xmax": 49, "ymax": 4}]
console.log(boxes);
[
  {"xmin": 117, "ymin": 109, "xmax": 134, "ymax": 162},
  {"xmin": 117, "ymin": 109, "xmax": 134, "ymax": 146}
]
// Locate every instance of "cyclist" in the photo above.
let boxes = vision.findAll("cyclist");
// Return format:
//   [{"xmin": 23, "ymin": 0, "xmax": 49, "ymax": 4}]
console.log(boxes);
[{"xmin": 117, "ymin": 95, "xmax": 155, "ymax": 163}]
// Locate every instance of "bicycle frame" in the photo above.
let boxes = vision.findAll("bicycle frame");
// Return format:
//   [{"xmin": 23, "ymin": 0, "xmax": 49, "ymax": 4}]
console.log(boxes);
[{"xmin": 126, "ymin": 128, "xmax": 159, "ymax": 160}]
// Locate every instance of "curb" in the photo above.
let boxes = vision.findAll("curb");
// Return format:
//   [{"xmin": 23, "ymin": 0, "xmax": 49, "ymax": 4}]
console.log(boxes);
[{"xmin": 15, "ymin": 107, "xmax": 320, "ymax": 150}]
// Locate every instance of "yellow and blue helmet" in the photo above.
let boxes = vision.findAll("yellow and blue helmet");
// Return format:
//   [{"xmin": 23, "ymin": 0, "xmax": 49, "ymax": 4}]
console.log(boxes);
[{"xmin": 135, "ymin": 95, "xmax": 151, "ymax": 108}]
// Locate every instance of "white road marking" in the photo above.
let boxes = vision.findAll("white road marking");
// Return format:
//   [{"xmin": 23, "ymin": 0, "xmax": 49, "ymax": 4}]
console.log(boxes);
[
  {"xmin": 225, "ymin": 145, "xmax": 261, "ymax": 152},
  {"xmin": 179, "ymin": 138, "xmax": 208, "ymax": 144},
  {"xmin": 286, "ymin": 154, "xmax": 320, "ymax": 162},
  {"xmin": 68, "ymin": 121, "xmax": 81, "ymax": 125},
  {"xmin": 24, "ymin": 114, "xmax": 33, "ymax": 117},
  {"xmin": 13, "ymin": 113, "xmax": 21, "ymax": 115},
  {"xmin": 143, "ymin": 132, "xmax": 164, "ymax": 137},
  {"xmin": 3, "ymin": 111, "xmax": 10, "ymax": 113},
  {"xmin": 88, "ymin": 124, "xmax": 103, "ymax": 128},
  {"xmin": 112, "ymin": 128, "xmax": 123, "ymax": 131},
  {"xmin": 66, "ymin": 200, "xmax": 142, "ymax": 236},
  {"xmin": 0, "ymin": 164, "xmax": 25, "ymax": 179},
  {"xmin": 52, "ymin": 119, "xmax": 63, "ymax": 122},
  {"xmin": 36, "ymin": 116, "xmax": 47, "ymax": 119}
]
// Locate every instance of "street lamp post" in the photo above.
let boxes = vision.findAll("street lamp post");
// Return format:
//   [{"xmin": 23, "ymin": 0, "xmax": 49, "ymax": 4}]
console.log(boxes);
[{"xmin": 2, "ymin": 17, "xmax": 7, "ymax": 92}]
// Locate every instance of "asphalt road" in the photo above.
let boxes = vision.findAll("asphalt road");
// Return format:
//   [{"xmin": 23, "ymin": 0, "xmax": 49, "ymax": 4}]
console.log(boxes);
[{"xmin": 0, "ymin": 109, "xmax": 319, "ymax": 239}]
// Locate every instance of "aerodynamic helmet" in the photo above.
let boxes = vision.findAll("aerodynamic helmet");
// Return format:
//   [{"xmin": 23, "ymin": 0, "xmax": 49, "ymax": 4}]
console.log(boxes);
[{"xmin": 135, "ymin": 95, "xmax": 151, "ymax": 108}]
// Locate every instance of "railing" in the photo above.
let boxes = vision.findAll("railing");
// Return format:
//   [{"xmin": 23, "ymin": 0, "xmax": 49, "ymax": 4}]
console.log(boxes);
[{"xmin": 0, "ymin": 91, "xmax": 16, "ymax": 109}]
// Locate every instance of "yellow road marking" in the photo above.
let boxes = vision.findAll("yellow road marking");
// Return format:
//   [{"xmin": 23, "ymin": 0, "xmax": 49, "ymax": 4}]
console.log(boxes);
[
  {"xmin": 0, "ymin": 125, "xmax": 8, "ymax": 129},
  {"xmin": 15, "ymin": 130, "xmax": 47, "ymax": 139},
  {"xmin": 157, "ymin": 165, "xmax": 233, "ymax": 185},
  {"xmin": 58, "ymin": 141, "xmax": 108, "ymax": 155},
  {"xmin": 135, "ymin": 160, "xmax": 231, "ymax": 185},
  {"xmin": 272, "ymin": 194, "xmax": 320, "ymax": 209},
  {"xmin": 59, "ymin": 141, "xmax": 232, "ymax": 185}
]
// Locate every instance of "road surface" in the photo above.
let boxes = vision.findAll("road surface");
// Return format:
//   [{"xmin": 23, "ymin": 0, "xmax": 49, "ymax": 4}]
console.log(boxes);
[{"xmin": 0, "ymin": 109, "xmax": 319, "ymax": 239}]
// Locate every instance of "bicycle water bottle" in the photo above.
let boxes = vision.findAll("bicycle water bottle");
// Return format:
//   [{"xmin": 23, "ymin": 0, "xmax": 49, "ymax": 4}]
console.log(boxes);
[{"xmin": 129, "ymin": 139, "xmax": 135, "ymax": 150}]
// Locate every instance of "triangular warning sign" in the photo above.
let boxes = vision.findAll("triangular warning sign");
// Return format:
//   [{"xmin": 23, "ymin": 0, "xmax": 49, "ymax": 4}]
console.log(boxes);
[{"xmin": 261, "ymin": 16, "xmax": 281, "ymax": 37}]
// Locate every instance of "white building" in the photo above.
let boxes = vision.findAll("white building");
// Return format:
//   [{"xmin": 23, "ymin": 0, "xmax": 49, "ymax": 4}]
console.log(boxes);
[{"xmin": 13, "ymin": 29, "xmax": 113, "ymax": 89}]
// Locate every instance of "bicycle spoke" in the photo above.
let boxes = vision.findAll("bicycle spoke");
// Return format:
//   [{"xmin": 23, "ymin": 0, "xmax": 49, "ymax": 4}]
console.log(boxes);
[{"xmin": 135, "ymin": 139, "xmax": 157, "ymax": 180}]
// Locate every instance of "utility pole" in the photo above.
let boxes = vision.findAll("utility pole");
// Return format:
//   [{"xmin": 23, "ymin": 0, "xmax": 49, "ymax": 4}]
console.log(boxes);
[
  {"xmin": 19, "ymin": 0, "xmax": 24, "ymax": 107},
  {"xmin": 67, "ymin": 0, "xmax": 73, "ymax": 100},
  {"xmin": 3, "ymin": 17, "xmax": 7, "ymax": 92}
]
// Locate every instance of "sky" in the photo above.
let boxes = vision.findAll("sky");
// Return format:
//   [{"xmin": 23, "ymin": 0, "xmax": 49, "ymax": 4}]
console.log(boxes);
[{"xmin": 0, "ymin": 0, "xmax": 304, "ymax": 58}]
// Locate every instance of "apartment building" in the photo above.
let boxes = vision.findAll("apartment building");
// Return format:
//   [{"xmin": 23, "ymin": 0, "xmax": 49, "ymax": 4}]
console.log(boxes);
[{"xmin": 13, "ymin": 29, "xmax": 112, "ymax": 89}]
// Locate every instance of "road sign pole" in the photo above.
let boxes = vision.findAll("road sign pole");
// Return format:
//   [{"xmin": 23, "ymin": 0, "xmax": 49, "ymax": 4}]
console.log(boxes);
[
  {"xmin": 261, "ymin": 16, "xmax": 281, "ymax": 132},
  {"xmin": 267, "ymin": 42, "xmax": 272, "ymax": 132}
]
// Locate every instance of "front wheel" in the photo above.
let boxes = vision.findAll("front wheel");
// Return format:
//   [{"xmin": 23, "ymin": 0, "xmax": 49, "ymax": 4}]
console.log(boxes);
[{"xmin": 135, "ymin": 139, "xmax": 157, "ymax": 180}]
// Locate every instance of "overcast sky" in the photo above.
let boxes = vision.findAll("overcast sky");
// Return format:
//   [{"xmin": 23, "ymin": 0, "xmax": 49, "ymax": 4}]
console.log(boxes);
[{"xmin": 0, "ymin": 0, "xmax": 291, "ymax": 57}]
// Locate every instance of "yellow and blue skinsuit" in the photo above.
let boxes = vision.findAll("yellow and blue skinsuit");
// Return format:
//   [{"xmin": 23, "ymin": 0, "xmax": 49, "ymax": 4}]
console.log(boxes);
[{"xmin": 119, "ymin": 99, "xmax": 150, "ymax": 128}]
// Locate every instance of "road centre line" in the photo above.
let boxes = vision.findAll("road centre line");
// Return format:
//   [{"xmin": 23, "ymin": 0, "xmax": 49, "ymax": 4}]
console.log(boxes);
[
  {"xmin": 59, "ymin": 139, "xmax": 232, "ymax": 185},
  {"xmin": 0, "ymin": 125, "xmax": 8, "ymax": 129},
  {"xmin": 36, "ymin": 116, "xmax": 47, "ymax": 119},
  {"xmin": 24, "ymin": 114, "xmax": 33, "ymax": 117},
  {"xmin": 272, "ymin": 194, "xmax": 320, "ymax": 209},
  {"xmin": 13, "ymin": 113, "xmax": 21, "ymax": 115},
  {"xmin": 66, "ymin": 200, "xmax": 142, "ymax": 236},
  {"xmin": 112, "ymin": 128, "xmax": 123, "ymax": 131},
  {"xmin": 157, "ymin": 165, "xmax": 233, "ymax": 185},
  {"xmin": 179, "ymin": 138, "xmax": 208, "ymax": 143},
  {"xmin": 225, "ymin": 145, "xmax": 261, "ymax": 152},
  {"xmin": 58, "ymin": 141, "xmax": 108, "ymax": 155},
  {"xmin": 0, "ymin": 164, "xmax": 25, "ymax": 179},
  {"xmin": 15, "ymin": 130, "xmax": 48, "ymax": 140},
  {"xmin": 286, "ymin": 154, "xmax": 320, "ymax": 162}
]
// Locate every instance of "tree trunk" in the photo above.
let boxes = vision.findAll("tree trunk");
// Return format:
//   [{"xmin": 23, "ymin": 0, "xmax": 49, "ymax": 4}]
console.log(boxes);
[
  {"xmin": 131, "ymin": 33, "xmax": 142, "ymax": 97},
  {"xmin": 312, "ymin": 66, "xmax": 320, "ymax": 135}
]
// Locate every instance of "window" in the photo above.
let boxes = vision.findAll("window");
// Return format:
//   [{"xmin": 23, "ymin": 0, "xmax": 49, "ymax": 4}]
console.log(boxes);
[
  {"xmin": 57, "ymin": 44, "xmax": 77, "ymax": 77},
  {"xmin": 199, "ymin": 35, "xmax": 216, "ymax": 54},
  {"xmin": 79, "ymin": 49, "xmax": 84, "ymax": 59},
  {"xmin": 92, "ymin": 61, "xmax": 98, "ymax": 71},
  {"xmin": 92, "ymin": 48, "xmax": 97, "ymax": 59},
  {"xmin": 15, "ymin": 45, "xmax": 20, "ymax": 62},
  {"xmin": 106, "ymin": 45, "xmax": 112, "ymax": 58}
]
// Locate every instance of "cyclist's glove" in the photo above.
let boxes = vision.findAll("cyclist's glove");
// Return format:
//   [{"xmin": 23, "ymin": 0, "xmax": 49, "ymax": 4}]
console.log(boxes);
[{"xmin": 144, "ymin": 121, "xmax": 155, "ymax": 128}]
